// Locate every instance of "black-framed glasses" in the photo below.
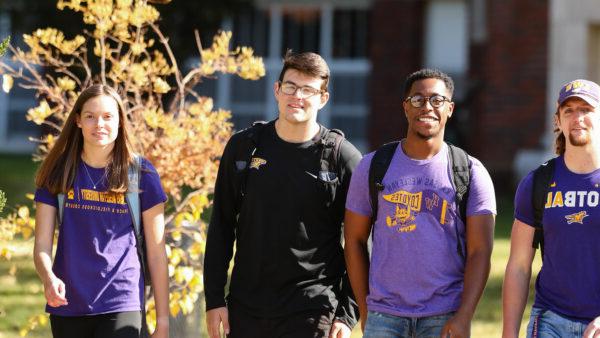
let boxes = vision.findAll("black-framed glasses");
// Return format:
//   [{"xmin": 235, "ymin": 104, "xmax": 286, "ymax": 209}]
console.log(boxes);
[
  {"xmin": 279, "ymin": 82, "xmax": 323, "ymax": 98},
  {"xmin": 405, "ymin": 95, "xmax": 451, "ymax": 108}
]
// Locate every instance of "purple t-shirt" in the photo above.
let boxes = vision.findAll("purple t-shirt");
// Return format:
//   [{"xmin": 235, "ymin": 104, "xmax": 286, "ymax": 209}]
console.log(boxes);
[
  {"xmin": 515, "ymin": 155, "xmax": 600, "ymax": 322},
  {"xmin": 35, "ymin": 158, "xmax": 167, "ymax": 316},
  {"xmin": 346, "ymin": 142, "xmax": 496, "ymax": 317}
]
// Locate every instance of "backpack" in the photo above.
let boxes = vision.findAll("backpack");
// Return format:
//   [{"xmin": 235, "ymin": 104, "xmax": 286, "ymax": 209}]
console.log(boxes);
[
  {"xmin": 531, "ymin": 158, "xmax": 556, "ymax": 260},
  {"xmin": 57, "ymin": 155, "xmax": 151, "ymax": 285},
  {"xmin": 232, "ymin": 121, "xmax": 346, "ymax": 214},
  {"xmin": 367, "ymin": 141, "xmax": 471, "ymax": 260}
]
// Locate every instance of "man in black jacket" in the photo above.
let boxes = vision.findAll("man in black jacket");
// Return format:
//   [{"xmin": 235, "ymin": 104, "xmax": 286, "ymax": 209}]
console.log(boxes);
[{"xmin": 204, "ymin": 51, "xmax": 361, "ymax": 338}]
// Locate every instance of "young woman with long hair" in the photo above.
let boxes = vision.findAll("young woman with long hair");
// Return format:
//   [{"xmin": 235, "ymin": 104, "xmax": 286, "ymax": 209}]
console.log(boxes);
[{"xmin": 33, "ymin": 84, "xmax": 169, "ymax": 338}]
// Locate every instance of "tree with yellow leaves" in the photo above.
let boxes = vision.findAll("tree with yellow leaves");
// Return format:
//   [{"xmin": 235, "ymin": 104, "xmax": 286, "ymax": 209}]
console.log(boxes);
[{"xmin": 0, "ymin": 0, "xmax": 264, "ymax": 336}]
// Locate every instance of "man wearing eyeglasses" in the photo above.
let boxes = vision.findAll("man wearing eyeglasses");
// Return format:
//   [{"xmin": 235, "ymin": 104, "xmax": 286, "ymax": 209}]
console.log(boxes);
[
  {"xmin": 344, "ymin": 69, "xmax": 496, "ymax": 337},
  {"xmin": 204, "ymin": 51, "xmax": 361, "ymax": 338}
]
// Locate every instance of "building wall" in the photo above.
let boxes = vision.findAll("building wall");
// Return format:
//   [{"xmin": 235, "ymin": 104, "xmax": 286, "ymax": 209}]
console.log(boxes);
[
  {"xmin": 369, "ymin": 0, "xmax": 424, "ymax": 150},
  {"xmin": 370, "ymin": 0, "xmax": 549, "ymax": 192}
]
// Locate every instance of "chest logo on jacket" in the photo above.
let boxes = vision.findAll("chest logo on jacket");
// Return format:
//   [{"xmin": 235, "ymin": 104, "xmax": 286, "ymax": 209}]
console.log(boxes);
[
  {"xmin": 565, "ymin": 211, "xmax": 589, "ymax": 224},
  {"xmin": 249, "ymin": 157, "xmax": 267, "ymax": 170}
]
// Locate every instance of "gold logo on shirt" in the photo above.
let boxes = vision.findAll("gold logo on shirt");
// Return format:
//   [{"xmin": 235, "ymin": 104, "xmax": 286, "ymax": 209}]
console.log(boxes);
[
  {"xmin": 249, "ymin": 157, "xmax": 267, "ymax": 170},
  {"xmin": 565, "ymin": 211, "xmax": 588, "ymax": 224},
  {"xmin": 382, "ymin": 190, "xmax": 422, "ymax": 231}
]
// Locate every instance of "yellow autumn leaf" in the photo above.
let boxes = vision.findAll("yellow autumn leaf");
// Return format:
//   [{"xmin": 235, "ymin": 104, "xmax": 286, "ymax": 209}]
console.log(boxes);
[
  {"xmin": 2, "ymin": 74, "xmax": 13, "ymax": 93},
  {"xmin": 17, "ymin": 206, "xmax": 29, "ymax": 219},
  {"xmin": 21, "ymin": 227, "xmax": 33, "ymax": 240},
  {"xmin": 26, "ymin": 100, "xmax": 53, "ymax": 125},
  {"xmin": 171, "ymin": 230, "xmax": 181, "ymax": 241}
]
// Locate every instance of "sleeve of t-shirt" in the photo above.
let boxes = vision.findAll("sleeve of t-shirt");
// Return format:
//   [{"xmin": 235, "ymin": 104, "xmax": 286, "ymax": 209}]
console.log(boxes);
[
  {"xmin": 466, "ymin": 156, "xmax": 497, "ymax": 216},
  {"xmin": 345, "ymin": 151, "xmax": 375, "ymax": 217},
  {"xmin": 139, "ymin": 158, "xmax": 168, "ymax": 212},
  {"xmin": 34, "ymin": 187, "xmax": 58, "ymax": 208},
  {"xmin": 513, "ymin": 171, "xmax": 535, "ymax": 226}
]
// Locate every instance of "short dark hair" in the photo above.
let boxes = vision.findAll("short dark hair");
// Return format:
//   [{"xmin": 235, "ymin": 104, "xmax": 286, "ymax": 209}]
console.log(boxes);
[
  {"xmin": 277, "ymin": 50, "xmax": 330, "ymax": 91},
  {"xmin": 403, "ymin": 68, "xmax": 455, "ymax": 98}
]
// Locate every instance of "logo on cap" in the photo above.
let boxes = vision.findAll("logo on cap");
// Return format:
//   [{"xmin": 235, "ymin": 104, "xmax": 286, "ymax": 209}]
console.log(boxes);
[{"xmin": 558, "ymin": 79, "xmax": 600, "ymax": 107}]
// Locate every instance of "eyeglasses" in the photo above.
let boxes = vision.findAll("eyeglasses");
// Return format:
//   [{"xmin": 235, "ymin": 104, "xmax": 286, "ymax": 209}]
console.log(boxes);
[
  {"xmin": 279, "ymin": 82, "xmax": 323, "ymax": 98},
  {"xmin": 405, "ymin": 95, "xmax": 451, "ymax": 108}
]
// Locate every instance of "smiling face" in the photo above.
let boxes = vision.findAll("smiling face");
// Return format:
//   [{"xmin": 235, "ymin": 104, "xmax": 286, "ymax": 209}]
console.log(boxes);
[
  {"xmin": 274, "ymin": 69, "xmax": 329, "ymax": 127},
  {"xmin": 556, "ymin": 97, "xmax": 599, "ymax": 148},
  {"xmin": 76, "ymin": 95, "xmax": 120, "ymax": 151},
  {"xmin": 403, "ymin": 78, "xmax": 455, "ymax": 141}
]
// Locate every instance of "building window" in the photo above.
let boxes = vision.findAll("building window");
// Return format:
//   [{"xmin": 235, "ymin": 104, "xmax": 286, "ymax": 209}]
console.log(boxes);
[
  {"xmin": 333, "ymin": 9, "xmax": 370, "ymax": 58},
  {"xmin": 424, "ymin": 0, "xmax": 468, "ymax": 75},
  {"xmin": 281, "ymin": 8, "xmax": 321, "ymax": 54}
]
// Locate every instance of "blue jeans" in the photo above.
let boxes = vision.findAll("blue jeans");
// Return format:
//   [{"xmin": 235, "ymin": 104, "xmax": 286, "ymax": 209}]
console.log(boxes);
[
  {"xmin": 363, "ymin": 310, "xmax": 456, "ymax": 338},
  {"xmin": 527, "ymin": 307, "xmax": 588, "ymax": 338}
]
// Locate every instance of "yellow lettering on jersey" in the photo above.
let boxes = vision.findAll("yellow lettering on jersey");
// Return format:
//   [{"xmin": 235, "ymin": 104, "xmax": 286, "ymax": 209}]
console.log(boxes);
[
  {"xmin": 81, "ymin": 189, "xmax": 99, "ymax": 202},
  {"xmin": 383, "ymin": 190, "xmax": 422, "ymax": 211},
  {"xmin": 440, "ymin": 199, "xmax": 448, "ymax": 225},
  {"xmin": 545, "ymin": 192, "xmax": 552, "ymax": 208},
  {"xmin": 398, "ymin": 224, "xmax": 416, "ymax": 232},
  {"xmin": 67, "ymin": 189, "xmax": 75, "ymax": 200},
  {"xmin": 552, "ymin": 191, "xmax": 563, "ymax": 208}
]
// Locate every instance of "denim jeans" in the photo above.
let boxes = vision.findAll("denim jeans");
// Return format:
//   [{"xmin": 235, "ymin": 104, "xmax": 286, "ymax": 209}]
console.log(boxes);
[
  {"xmin": 527, "ymin": 307, "xmax": 588, "ymax": 338},
  {"xmin": 363, "ymin": 310, "xmax": 456, "ymax": 338}
]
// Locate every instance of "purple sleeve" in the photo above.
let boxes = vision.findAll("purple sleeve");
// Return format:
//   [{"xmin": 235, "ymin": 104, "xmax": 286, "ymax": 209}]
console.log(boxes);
[
  {"xmin": 466, "ymin": 157, "xmax": 497, "ymax": 216},
  {"xmin": 139, "ymin": 158, "xmax": 168, "ymax": 212},
  {"xmin": 34, "ymin": 187, "xmax": 58, "ymax": 208},
  {"xmin": 345, "ymin": 152, "xmax": 374, "ymax": 217},
  {"xmin": 513, "ymin": 171, "xmax": 535, "ymax": 226}
]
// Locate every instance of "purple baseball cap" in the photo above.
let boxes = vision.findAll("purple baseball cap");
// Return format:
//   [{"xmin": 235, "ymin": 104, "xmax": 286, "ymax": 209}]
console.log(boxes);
[{"xmin": 557, "ymin": 79, "xmax": 600, "ymax": 107}]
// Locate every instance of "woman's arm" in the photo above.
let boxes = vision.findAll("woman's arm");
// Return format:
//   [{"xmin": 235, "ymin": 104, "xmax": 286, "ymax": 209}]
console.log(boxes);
[
  {"xmin": 143, "ymin": 202, "xmax": 170, "ymax": 338},
  {"xmin": 33, "ymin": 202, "xmax": 68, "ymax": 307}
]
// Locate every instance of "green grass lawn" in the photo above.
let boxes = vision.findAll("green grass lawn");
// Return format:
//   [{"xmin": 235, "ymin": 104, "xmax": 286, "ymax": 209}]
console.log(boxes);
[{"xmin": 0, "ymin": 153, "xmax": 38, "ymax": 213}]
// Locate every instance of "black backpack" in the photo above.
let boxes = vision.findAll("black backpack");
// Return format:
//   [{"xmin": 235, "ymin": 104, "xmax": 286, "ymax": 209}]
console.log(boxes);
[
  {"xmin": 531, "ymin": 158, "xmax": 556, "ymax": 260},
  {"xmin": 367, "ymin": 141, "xmax": 471, "ymax": 260},
  {"xmin": 232, "ymin": 121, "xmax": 346, "ymax": 214}
]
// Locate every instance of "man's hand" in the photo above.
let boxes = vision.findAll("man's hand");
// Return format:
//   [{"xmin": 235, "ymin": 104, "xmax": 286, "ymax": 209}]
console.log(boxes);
[
  {"xmin": 584, "ymin": 316, "xmax": 600, "ymax": 338},
  {"xmin": 329, "ymin": 320, "xmax": 352, "ymax": 338},
  {"xmin": 206, "ymin": 307, "xmax": 229, "ymax": 338},
  {"xmin": 440, "ymin": 312, "xmax": 471, "ymax": 338}
]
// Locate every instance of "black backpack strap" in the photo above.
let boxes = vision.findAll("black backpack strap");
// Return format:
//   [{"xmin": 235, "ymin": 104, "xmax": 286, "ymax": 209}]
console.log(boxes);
[
  {"xmin": 531, "ymin": 158, "xmax": 556, "ymax": 259},
  {"xmin": 319, "ymin": 128, "xmax": 345, "ymax": 179},
  {"xmin": 233, "ymin": 121, "xmax": 267, "ymax": 214},
  {"xmin": 447, "ymin": 143, "xmax": 471, "ymax": 261},
  {"xmin": 368, "ymin": 141, "xmax": 400, "ymax": 224}
]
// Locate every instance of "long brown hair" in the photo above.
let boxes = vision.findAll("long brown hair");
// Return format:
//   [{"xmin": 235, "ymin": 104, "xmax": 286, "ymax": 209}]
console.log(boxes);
[
  {"xmin": 554, "ymin": 107, "xmax": 566, "ymax": 155},
  {"xmin": 35, "ymin": 84, "xmax": 135, "ymax": 194}
]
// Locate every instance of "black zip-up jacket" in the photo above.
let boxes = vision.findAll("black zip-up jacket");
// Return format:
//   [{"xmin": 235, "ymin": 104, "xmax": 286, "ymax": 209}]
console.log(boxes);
[{"xmin": 204, "ymin": 121, "xmax": 361, "ymax": 327}]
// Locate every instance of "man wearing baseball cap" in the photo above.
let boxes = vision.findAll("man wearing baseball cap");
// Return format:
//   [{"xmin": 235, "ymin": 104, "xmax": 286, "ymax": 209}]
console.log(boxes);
[{"xmin": 502, "ymin": 79, "xmax": 600, "ymax": 338}]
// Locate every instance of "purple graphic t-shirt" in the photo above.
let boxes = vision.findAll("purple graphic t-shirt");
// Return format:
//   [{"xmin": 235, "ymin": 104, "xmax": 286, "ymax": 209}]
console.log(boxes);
[
  {"xmin": 515, "ymin": 155, "xmax": 600, "ymax": 322},
  {"xmin": 346, "ymin": 142, "xmax": 496, "ymax": 317},
  {"xmin": 35, "ymin": 158, "xmax": 167, "ymax": 316}
]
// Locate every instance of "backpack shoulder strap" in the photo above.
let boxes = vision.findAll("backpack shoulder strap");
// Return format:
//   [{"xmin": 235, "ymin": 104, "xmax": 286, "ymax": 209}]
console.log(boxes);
[
  {"xmin": 447, "ymin": 143, "xmax": 471, "ymax": 261},
  {"xmin": 233, "ymin": 121, "xmax": 268, "ymax": 213},
  {"xmin": 125, "ymin": 154, "xmax": 142, "ymax": 237},
  {"xmin": 319, "ymin": 127, "xmax": 345, "ymax": 178},
  {"xmin": 368, "ymin": 141, "xmax": 400, "ymax": 224},
  {"xmin": 57, "ymin": 193, "xmax": 66, "ymax": 226},
  {"xmin": 532, "ymin": 157, "xmax": 556, "ymax": 256},
  {"xmin": 447, "ymin": 143, "xmax": 471, "ymax": 223}
]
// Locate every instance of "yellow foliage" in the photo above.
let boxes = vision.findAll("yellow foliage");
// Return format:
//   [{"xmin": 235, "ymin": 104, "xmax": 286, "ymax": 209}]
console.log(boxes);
[
  {"xmin": 2, "ymin": 74, "xmax": 13, "ymax": 93},
  {"xmin": 26, "ymin": 100, "xmax": 53, "ymax": 125}
]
